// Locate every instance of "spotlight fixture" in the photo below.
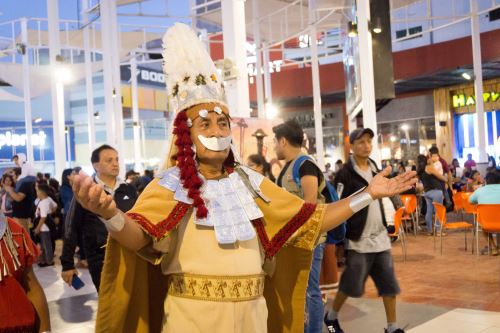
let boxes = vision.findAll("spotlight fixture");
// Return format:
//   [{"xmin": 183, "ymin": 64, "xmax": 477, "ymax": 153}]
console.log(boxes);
[
  {"xmin": 348, "ymin": 21, "xmax": 358, "ymax": 38},
  {"xmin": 401, "ymin": 124, "xmax": 409, "ymax": 131},
  {"xmin": 462, "ymin": 72, "xmax": 472, "ymax": 80},
  {"xmin": 33, "ymin": 117, "xmax": 42, "ymax": 123},
  {"xmin": 133, "ymin": 121, "xmax": 141, "ymax": 129},
  {"xmin": 112, "ymin": 88, "xmax": 117, "ymax": 98},
  {"xmin": 15, "ymin": 43, "xmax": 26, "ymax": 55},
  {"xmin": 372, "ymin": 17, "xmax": 382, "ymax": 34},
  {"xmin": 94, "ymin": 111, "xmax": 100, "ymax": 119}
]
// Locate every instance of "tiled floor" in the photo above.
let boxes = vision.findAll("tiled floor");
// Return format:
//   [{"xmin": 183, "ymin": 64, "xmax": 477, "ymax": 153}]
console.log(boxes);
[{"xmin": 35, "ymin": 219, "xmax": 500, "ymax": 332}]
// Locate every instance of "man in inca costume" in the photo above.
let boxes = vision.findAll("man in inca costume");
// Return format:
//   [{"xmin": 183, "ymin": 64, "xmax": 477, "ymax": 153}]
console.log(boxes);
[{"xmin": 71, "ymin": 23, "xmax": 416, "ymax": 333}]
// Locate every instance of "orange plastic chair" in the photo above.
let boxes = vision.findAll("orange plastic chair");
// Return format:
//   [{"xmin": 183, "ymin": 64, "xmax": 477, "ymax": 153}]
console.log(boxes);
[
  {"xmin": 477, "ymin": 204, "xmax": 500, "ymax": 255},
  {"xmin": 461, "ymin": 192, "xmax": 478, "ymax": 254},
  {"xmin": 400, "ymin": 194, "xmax": 418, "ymax": 236},
  {"xmin": 433, "ymin": 202, "xmax": 473, "ymax": 255},
  {"xmin": 389, "ymin": 207, "xmax": 407, "ymax": 262}
]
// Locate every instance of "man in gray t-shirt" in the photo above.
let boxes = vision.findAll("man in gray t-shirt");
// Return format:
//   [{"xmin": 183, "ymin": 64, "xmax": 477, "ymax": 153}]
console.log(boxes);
[{"xmin": 325, "ymin": 128, "xmax": 404, "ymax": 333}]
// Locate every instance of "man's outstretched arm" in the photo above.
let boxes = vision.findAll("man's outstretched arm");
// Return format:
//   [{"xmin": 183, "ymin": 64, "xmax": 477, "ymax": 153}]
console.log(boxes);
[
  {"xmin": 320, "ymin": 167, "xmax": 416, "ymax": 233},
  {"xmin": 71, "ymin": 174, "xmax": 149, "ymax": 252}
]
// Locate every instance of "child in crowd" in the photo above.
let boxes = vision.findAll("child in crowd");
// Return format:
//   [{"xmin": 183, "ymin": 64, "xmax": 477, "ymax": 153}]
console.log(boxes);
[{"xmin": 34, "ymin": 183, "xmax": 57, "ymax": 267}]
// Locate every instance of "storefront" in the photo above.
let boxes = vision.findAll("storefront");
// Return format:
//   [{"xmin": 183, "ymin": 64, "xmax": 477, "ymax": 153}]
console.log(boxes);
[{"xmin": 434, "ymin": 78, "xmax": 500, "ymax": 166}]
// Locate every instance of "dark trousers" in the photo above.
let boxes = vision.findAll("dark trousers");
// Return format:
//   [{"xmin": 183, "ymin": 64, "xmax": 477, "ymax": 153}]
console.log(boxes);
[{"xmin": 87, "ymin": 254, "xmax": 105, "ymax": 292}]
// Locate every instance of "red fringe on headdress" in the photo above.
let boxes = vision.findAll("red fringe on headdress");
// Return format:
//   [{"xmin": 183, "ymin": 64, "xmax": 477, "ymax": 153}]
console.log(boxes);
[{"xmin": 173, "ymin": 111, "xmax": 208, "ymax": 218}]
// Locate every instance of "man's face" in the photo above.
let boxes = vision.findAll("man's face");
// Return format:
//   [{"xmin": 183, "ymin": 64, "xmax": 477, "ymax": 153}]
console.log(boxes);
[
  {"xmin": 12, "ymin": 156, "xmax": 19, "ymax": 167},
  {"xmin": 350, "ymin": 134, "xmax": 373, "ymax": 158},
  {"xmin": 273, "ymin": 137, "xmax": 286, "ymax": 160},
  {"xmin": 190, "ymin": 112, "xmax": 231, "ymax": 165},
  {"xmin": 93, "ymin": 149, "xmax": 119, "ymax": 178}
]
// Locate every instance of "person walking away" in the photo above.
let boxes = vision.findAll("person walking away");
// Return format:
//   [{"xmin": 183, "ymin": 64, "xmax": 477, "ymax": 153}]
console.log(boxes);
[{"xmin": 273, "ymin": 119, "xmax": 329, "ymax": 333}]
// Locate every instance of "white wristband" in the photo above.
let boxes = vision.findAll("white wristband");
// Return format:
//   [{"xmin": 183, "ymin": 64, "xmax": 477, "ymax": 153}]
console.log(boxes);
[
  {"xmin": 99, "ymin": 212, "xmax": 125, "ymax": 233},
  {"xmin": 349, "ymin": 192, "xmax": 374, "ymax": 213}
]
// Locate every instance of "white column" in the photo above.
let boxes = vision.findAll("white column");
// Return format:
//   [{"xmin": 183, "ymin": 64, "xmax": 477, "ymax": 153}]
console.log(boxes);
[
  {"xmin": 99, "ymin": 0, "xmax": 117, "ymax": 147},
  {"xmin": 470, "ymin": 0, "xmax": 488, "ymax": 163},
  {"xmin": 262, "ymin": 42, "xmax": 272, "ymax": 109},
  {"xmin": 309, "ymin": 0, "xmax": 325, "ymax": 170},
  {"xmin": 252, "ymin": 0, "xmax": 265, "ymax": 118},
  {"xmin": 47, "ymin": 0, "xmax": 66, "ymax": 179},
  {"xmin": 82, "ymin": 1, "xmax": 96, "ymax": 150},
  {"xmin": 20, "ymin": 18, "xmax": 34, "ymax": 165},
  {"xmin": 356, "ymin": 0, "xmax": 380, "ymax": 163},
  {"xmin": 109, "ymin": 1, "xmax": 126, "ymax": 175},
  {"xmin": 130, "ymin": 54, "xmax": 143, "ymax": 173},
  {"xmin": 221, "ymin": 0, "xmax": 250, "ymax": 118}
]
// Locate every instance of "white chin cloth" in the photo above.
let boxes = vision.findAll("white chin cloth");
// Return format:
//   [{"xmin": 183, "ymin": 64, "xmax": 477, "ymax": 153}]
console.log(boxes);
[{"xmin": 197, "ymin": 135, "xmax": 232, "ymax": 151}]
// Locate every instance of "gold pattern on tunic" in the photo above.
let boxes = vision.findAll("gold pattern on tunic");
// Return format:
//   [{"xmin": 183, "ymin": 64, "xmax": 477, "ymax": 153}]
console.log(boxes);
[{"xmin": 168, "ymin": 273, "xmax": 265, "ymax": 302}]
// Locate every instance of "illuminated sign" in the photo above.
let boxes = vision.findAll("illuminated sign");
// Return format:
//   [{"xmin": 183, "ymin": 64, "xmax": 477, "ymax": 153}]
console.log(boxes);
[
  {"xmin": 452, "ymin": 91, "xmax": 500, "ymax": 108},
  {"xmin": 0, "ymin": 130, "xmax": 47, "ymax": 150}
]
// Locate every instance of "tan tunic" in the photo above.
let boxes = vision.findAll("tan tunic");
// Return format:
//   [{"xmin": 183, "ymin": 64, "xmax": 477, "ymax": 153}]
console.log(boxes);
[{"xmin": 159, "ymin": 214, "xmax": 267, "ymax": 333}]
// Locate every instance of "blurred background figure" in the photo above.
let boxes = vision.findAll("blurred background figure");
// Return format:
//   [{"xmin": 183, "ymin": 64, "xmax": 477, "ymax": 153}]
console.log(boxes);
[{"xmin": 247, "ymin": 154, "xmax": 276, "ymax": 182}]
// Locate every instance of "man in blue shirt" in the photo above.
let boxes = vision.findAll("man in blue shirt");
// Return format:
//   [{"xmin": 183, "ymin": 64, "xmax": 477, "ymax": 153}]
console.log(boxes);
[{"xmin": 470, "ymin": 169, "xmax": 500, "ymax": 255}]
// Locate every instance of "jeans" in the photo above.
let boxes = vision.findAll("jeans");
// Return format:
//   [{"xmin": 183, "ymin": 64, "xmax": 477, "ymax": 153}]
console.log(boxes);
[
  {"xmin": 40, "ymin": 231, "xmax": 54, "ymax": 264},
  {"xmin": 424, "ymin": 189, "xmax": 443, "ymax": 233},
  {"xmin": 304, "ymin": 243, "xmax": 325, "ymax": 333}
]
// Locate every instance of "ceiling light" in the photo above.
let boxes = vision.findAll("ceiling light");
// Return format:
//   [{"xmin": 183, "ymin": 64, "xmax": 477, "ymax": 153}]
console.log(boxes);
[
  {"xmin": 372, "ymin": 17, "xmax": 382, "ymax": 34},
  {"xmin": 348, "ymin": 21, "xmax": 358, "ymax": 38},
  {"xmin": 462, "ymin": 72, "xmax": 472, "ymax": 80},
  {"xmin": 401, "ymin": 124, "xmax": 409, "ymax": 131},
  {"xmin": 33, "ymin": 117, "xmax": 42, "ymax": 123}
]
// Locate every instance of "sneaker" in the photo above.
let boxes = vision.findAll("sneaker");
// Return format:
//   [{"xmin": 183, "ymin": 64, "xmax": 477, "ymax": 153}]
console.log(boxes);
[
  {"xmin": 385, "ymin": 329, "xmax": 405, "ymax": 333},
  {"xmin": 324, "ymin": 314, "xmax": 344, "ymax": 333}
]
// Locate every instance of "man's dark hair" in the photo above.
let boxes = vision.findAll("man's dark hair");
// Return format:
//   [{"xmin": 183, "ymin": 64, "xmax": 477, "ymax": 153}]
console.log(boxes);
[
  {"xmin": 272, "ymin": 120, "xmax": 304, "ymax": 147},
  {"xmin": 13, "ymin": 167, "xmax": 22, "ymax": 177},
  {"xmin": 485, "ymin": 169, "xmax": 500, "ymax": 185},
  {"xmin": 36, "ymin": 183, "xmax": 53, "ymax": 197},
  {"xmin": 44, "ymin": 173, "xmax": 51, "ymax": 179},
  {"xmin": 429, "ymin": 146, "xmax": 439, "ymax": 155},
  {"xmin": 91, "ymin": 144, "xmax": 117, "ymax": 164}
]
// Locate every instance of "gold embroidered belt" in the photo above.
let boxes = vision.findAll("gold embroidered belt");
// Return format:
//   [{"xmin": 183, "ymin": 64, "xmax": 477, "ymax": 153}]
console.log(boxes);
[{"xmin": 167, "ymin": 273, "xmax": 265, "ymax": 302}]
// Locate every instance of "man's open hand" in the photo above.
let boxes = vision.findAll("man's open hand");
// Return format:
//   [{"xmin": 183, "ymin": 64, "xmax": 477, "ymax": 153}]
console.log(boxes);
[
  {"xmin": 366, "ymin": 166, "xmax": 417, "ymax": 199},
  {"xmin": 72, "ymin": 173, "xmax": 117, "ymax": 220}
]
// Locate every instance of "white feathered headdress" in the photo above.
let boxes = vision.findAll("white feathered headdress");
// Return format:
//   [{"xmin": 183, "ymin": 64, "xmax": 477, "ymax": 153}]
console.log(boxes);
[{"xmin": 162, "ymin": 23, "xmax": 227, "ymax": 113}]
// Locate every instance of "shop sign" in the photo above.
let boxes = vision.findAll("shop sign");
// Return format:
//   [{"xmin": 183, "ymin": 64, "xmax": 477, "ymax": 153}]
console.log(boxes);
[
  {"xmin": 120, "ymin": 65, "xmax": 165, "ymax": 88},
  {"xmin": 0, "ymin": 130, "xmax": 47, "ymax": 150},
  {"xmin": 452, "ymin": 91, "xmax": 500, "ymax": 108}
]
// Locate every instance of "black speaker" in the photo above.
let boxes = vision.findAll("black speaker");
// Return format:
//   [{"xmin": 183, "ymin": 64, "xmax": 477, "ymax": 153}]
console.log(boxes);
[{"xmin": 370, "ymin": 0, "xmax": 395, "ymax": 101}]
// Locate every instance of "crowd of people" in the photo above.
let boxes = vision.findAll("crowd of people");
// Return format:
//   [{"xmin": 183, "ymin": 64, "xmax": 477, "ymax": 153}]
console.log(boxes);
[{"xmin": 0, "ymin": 22, "xmax": 498, "ymax": 333}]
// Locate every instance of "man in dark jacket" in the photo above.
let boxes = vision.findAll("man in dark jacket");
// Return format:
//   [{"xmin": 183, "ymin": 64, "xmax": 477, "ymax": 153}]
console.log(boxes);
[
  {"xmin": 325, "ymin": 128, "xmax": 404, "ymax": 333},
  {"xmin": 60, "ymin": 145, "xmax": 138, "ymax": 291}
]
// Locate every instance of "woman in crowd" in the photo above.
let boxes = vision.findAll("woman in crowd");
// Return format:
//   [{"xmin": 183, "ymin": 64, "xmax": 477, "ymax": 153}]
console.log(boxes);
[
  {"xmin": 0, "ymin": 173, "xmax": 15, "ymax": 217},
  {"xmin": 467, "ymin": 170, "xmax": 484, "ymax": 192},
  {"xmin": 417, "ymin": 154, "xmax": 447, "ymax": 235},
  {"xmin": 247, "ymin": 154, "xmax": 276, "ymax": 182}
]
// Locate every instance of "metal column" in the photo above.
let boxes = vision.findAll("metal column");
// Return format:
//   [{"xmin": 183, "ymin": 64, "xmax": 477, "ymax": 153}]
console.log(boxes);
[
  {"xmin": 309, "ymin": 0, "xmax": 325, "ymax": 170},
  {"xmin": 470, "ymin": 0, "xmax": 488, "ymax": 163},
  {"xmin": 130, "ymin": 54, "xmax": 143, "ymax": 173},
  {"xmin": 252, "ymin": 0, "xmax": 265, "ymax": 118},
  {"xmin": 357, "ymin": 0, "xmax": 380, "ymax": 163},
  {"xmin": 82, "ymin": 1, "xmax": 96, "ymax": 150},
  {"xmin": 221, "ymin": 0, "xmax": 250, "ymax": 118},
  {"xmin": 20, "ymin": 18, "xmax": 34, "ymax": 165},
  {"xmin": 47, "ymin": 0, "xmax": 66, "ymax": 179}
]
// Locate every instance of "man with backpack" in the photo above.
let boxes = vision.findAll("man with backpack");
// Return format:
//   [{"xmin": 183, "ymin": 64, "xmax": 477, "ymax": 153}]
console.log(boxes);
[
  {"xmin": 273, "ymin": 119, "xmax": 339, "ymax": 333},
  {"xmin": 325, "ymin": 128, "xmax": 403, "ymax": 333}
]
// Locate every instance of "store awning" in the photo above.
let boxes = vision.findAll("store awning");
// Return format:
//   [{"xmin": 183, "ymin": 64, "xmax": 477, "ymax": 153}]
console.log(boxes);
[
  {"xmin": 0, "ymin": 61, "xmax": 104, "ymax": 98},
  {"xmin": 0, "ymin": 88, "xmax": 23, "ymax": 102},
  {"xmin": 15, "ymin": 29, "xmax": 161, "ymax": 60}
]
